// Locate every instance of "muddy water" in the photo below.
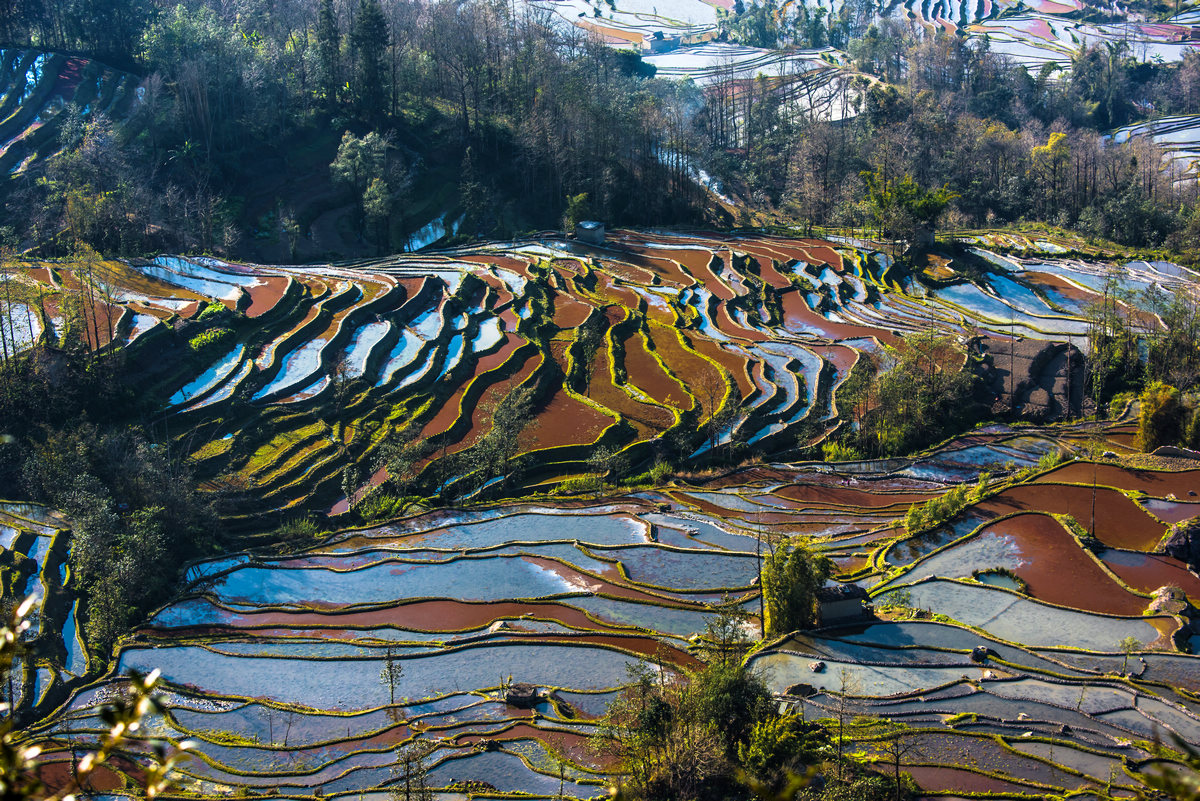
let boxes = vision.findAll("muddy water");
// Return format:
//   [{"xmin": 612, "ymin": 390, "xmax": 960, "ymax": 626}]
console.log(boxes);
[{"xmin": 991, "ymin": 483, "xmax": 1166, "ymax": 551}]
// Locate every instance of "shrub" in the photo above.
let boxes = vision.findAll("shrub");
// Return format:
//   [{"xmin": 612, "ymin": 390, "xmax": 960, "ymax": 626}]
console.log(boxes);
[
  {"xmin": 188, "ymin": 327, "xmax": 233, "ymax": 355},
  {"xmin": 556, "ymin": 476, "xmax": 596, "ymax": 495},
  {"xmin": 1108, "ymin": 390, "xmax": 1137, "ymax": 418},
  {"xmin": 196, "ymin": 301, "xmax": 229, "ymax": 322},
  {"xmin": 356, "ymin": 490, "xmax": 410, "ymax": 522},
  {"xmin": 823, "ymin": 440, "xmax": 862, "ymax": 461},
  {"xmin": 904, "ymin": 483, "xmax": 970, "ymax": 534},
  {"xmin": 274, "ymin": 516, "xmax": 321, "ymax": 544},
  {"xmin": 1137, "ymin": 381, "xmax": 1186, "ymax": 452}
]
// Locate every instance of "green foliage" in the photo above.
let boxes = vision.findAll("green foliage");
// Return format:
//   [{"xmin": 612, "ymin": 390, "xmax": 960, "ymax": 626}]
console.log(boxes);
[
  {"xmin": 379, "ymin": 421, "xmax": 431, "ymax": 498},
  {"xmin": 1137, "ymin": 380, "xmax": 1186, "ymax": 451},
  {"xmin": 355, "ymin": 490, "xmax": 411, "ymax": 523},
  {"xmin": 350, "ymin": 0, "xmax": 390, "ymax": 118},
  {"xmin": 600, "ymin": 657, "xmax": 773, "ymax": 800},
  {"xmin": 196, "ymin": 301, "xmax": 228, "ymax": 322},
  {"xmin": 904, "ymin": 481, "xmax": 977, "ymax": 535},
  {"xmin": 363, "ymin": 177, "xmax": 392, "ymax": 245},
  {"xmin": 739, "ymin": 715, "xmax": 828, "ymax": 790},
  {"xmin": 1137, "ymin": 733, "xmax": 1200, "ymax": 801},
  {"xmin": 1187, "ymin": 408, "xmax": 1200, "ymax": 451},
  {"xmin": 1118, "ymin": 634, "xmax": 1143, "ymax": 674},
  {"xmin": 563, "ymin": 192, "xmax": 591, "ymax": 232},
  {"xmin": 557, "ymin": 476, "xmax": 597, "ymax": 495},
  {"xmin": 331, "ymin": 132, "xmax": 389, "ymax": 194},
  {"xmin": 880, "ymin": 587, "xmax": 912, "ymax": 608},
  {"xmin": 274, "ymin": 516, "xmax": 321, "ymax": 543},
  {"xmin": 841, "ymin": 333, "xmax": 981, "ymax": 458},
  {"xmin": 1109, "ymin": 390, "xmax": 1137, "ymax": 418},
  {"xmin": 822, "ymin": 441, "xmax": 862, "ymax": 462},
  {"xmin": 316, "ymin": 0, "xmax": 341, "ymax": 108},
  {"xmin": 761, "ymin": 540, "xmax": 833, "ymax": 635},
  {"xmin": 618, "ymin": 460, "xmax": 674, "ymax": 488},
  {"xmin": 588, "ymin": 446, "xmax": 628, "ymax": 495},
  {"xmin": 1087, "ymin": 270, "xmax": 1144, "ymax": 402},
  {"xmin": 20, "ymin": 425, "xmax": 216, "ymax": 654},
  {"xmin": 188, "ymin": 326, "xmax": 233, "ymax": 355},
  {"xmin": 861, "ymin": 170, "xmax": 957, "ymax": 244}
]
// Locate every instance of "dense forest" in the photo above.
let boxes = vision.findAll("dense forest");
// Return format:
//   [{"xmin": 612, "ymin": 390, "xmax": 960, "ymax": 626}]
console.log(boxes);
[{"xmin": 0, "ymin": 0, "xmax": 1198, "ymax": 260}]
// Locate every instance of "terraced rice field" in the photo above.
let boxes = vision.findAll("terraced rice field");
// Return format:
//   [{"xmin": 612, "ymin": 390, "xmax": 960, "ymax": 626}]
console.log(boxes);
[
  {"xmin": 8, "ymin": 231, "xmax": 1200, "ymax": 521},
  {"xmin": 13, "ymin": 412, "xmax": 1200, "ymax": 797},
  {"xmin": 7, "ymin": 231, "xmax": 1200, "ymax": 796},
  {"xmin": 0, "ymin": 49, "xmax": 141, "ymax": 176},
  {"xmin": 1113, "ymin": 113, "xmax": 1200, "ymax": 181},
  {"xmin": 519, "ymin": 0, "xmax": 1198, "ymax": 108}
]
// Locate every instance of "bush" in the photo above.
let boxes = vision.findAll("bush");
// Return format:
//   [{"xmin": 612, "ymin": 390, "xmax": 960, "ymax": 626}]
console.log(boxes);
[
  {"xmin": 188, "ymin": 327, "xmax": 234, "ymax": 355},
  {"xmin": 355, "ymin": 490, "xmax": 410, "ymax": 522},
  {"xmin": 739, "ymin": 714, "xmax": 827, "ymax": 788},
  {"xmin": 1108, "ymin": 390, "xmax": 1137, "ymax": 418},
  {"xmin": 196, "ymin": 301, "xmax": 229, "ymax": 322},
  {"xmin": 904, "ymin": 483, "xmax": 970, "ymax": 534},
  {"xmin": 274, "ymin": 516, "xmax": 321, "ymax": 543},
  {"xmin": 822, "ymin": 441, "xmax": 862, "ymax": 461},
  {"xmin": 1137, "ymin": 381, "xmax": 1186, "ymax": 452},
  {"xmin": 556, "ymin": 476, "xmax": 596, "ymax": 495}
]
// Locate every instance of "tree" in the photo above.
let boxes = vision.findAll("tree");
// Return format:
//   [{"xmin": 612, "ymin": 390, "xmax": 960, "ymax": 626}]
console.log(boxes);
[
  {"xmin": 573, "ymin": 313, "xmax": 607, "ymax": 397},
  {"xmin": 1, "ymin": 599, "xmax": 188, "ymax": 800},
  {"xmin": 479, "ymin": 385, "xmax": 539, "ymax": 490},
  {"xmin": 861, "ymin": 170, "xmax": 957, "ymax": 255},
  {"xmin": 833, "ymin": 667, "xmax": 861, "ymax": 780},
  {"xmin": 316, "ymin": 0, "xmax": 342, "ymax": 111},
  {"xmin": 563, "ymin": 192, "xmax": 591, "ymax": 233},
  {"xmin": 380, "ymin": 646, "xmax": 404, "ymax": 706},
  {"xmin": 331, "ymin": 131, "xmax": 389, "ymax": 238},
  {"xmin": 702, "ymin": 596, "xmax": 751, "ymax": 667},
  {"xmin": 760, "ymin": 539, "xmax": 832, "ymax": 635},
  {"xmin": 588, "ymin": 446, "xmax": 627, "ymax": 496},
  {"xmin": 1118, "ymin": 635, "xmax": 1142, "ymax": 675},
  {"xmin": 738, "ymin": 714, "xmax": 816, "ymax": 793},
  {"xmin": 363, "ymin": 177, "xmax": 392, "ymax": 253},
  {"xmin": 21, "ymin": 425, "xmax": 216, "ymax": 655},
  {"xmin": 351, "ymin": 0, "xmax": 390, "ymax": 119},
  {"xmin": 380, "ymin": 422, "xmax": 431, "ymax": 498},
  {"xmin": 874, "ymin": 722, "xmax": 921, "ymax": 801},
  {"xmin": 599, "ymin": 655, "xmax": 772, "ymax": 800},
  {"xmin": 847, "ymin": 333, "xmax": 979, "ymax": 457},
  {"xmin": 1087, "ymin": 267, "xmax": 1140, "ymax": 402},
  {"xmin": 391, "ymin": 740, "xmax": 435, "ymax": 801},
  {"xmin": 1031, "ymin": 132, "xmax": 1071, "ymax": 217}
]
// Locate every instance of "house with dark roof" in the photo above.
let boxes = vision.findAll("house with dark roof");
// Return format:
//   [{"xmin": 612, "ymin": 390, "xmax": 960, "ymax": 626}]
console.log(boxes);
[{"xmin": 815, "ymin": 583, "xmax": 870, "ymax": 626}]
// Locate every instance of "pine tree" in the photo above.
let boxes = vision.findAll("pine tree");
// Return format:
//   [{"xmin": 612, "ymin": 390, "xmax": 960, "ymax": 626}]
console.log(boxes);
[
  {"xmin": 351, "ymin": 0, "xmax": 389, "ymax": 119},
  {"xmin": 316, "ymin": 0, "xmax": 341, "ymax": 111}
]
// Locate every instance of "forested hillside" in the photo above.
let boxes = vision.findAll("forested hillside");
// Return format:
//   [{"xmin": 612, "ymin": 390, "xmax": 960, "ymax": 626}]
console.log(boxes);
[{"xmin": 0, "ymin": 0, "xmax": 1199, "ymax": 262}]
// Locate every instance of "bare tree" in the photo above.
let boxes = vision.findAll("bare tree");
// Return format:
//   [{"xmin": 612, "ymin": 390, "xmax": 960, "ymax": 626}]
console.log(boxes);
[{"xmin": 380, "ymin": 645, "xmax": 404, "ymax": 706}]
